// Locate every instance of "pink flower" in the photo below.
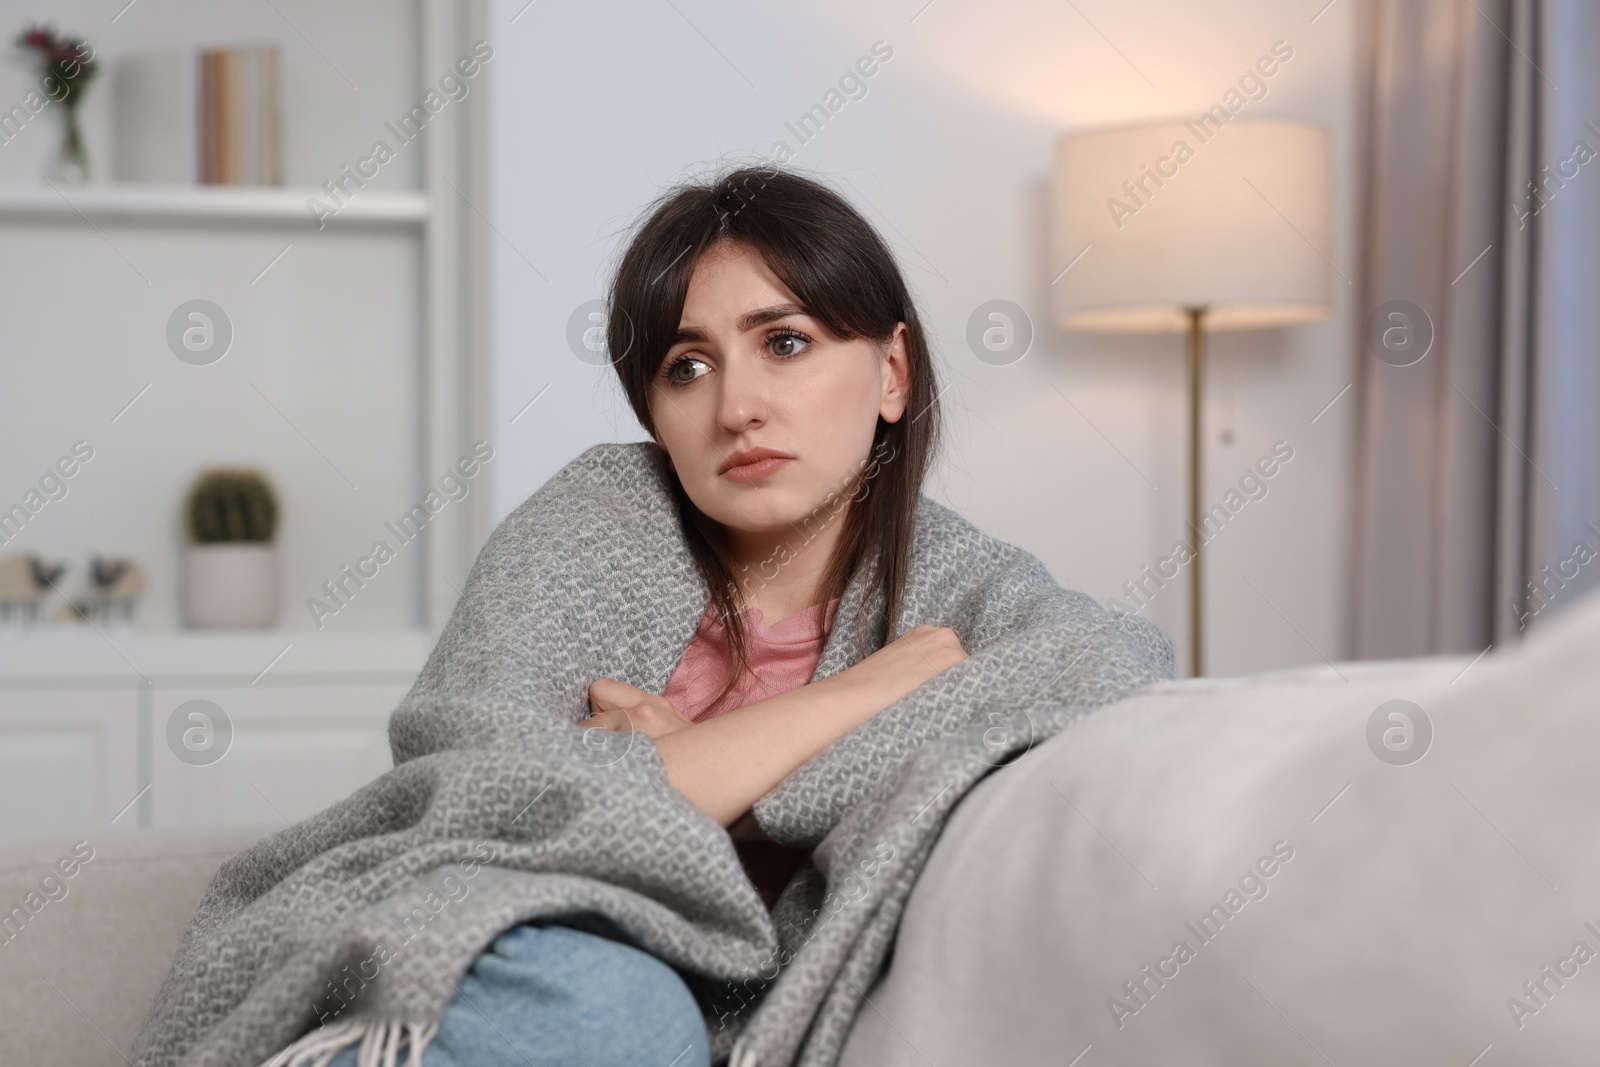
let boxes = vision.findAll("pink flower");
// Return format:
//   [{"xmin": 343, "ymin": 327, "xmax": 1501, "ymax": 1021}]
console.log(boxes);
[{"xmin": 14, "ymin": 25, "xmax": 97, "ymax": 96}]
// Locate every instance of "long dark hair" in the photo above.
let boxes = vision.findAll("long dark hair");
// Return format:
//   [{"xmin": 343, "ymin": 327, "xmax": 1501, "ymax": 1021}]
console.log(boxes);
[{"xmin": 607, "ymin": 166, "xmax": 941, "ymax": 714}]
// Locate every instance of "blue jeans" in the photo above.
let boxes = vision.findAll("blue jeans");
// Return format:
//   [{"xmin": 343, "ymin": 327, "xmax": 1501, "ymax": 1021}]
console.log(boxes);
[{"xmin": 326, "ymin": 920, "xmax": 709, "ymax": 1067}]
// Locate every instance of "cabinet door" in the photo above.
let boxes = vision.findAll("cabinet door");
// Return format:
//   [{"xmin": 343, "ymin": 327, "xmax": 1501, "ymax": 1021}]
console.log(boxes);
[
  {"xmin": 0, "ymin": 688, "xmax": 141, "ymax": 850},
  {"xmin": 150, "ymin": 684, "xmax": 405, "ymax": 829}
]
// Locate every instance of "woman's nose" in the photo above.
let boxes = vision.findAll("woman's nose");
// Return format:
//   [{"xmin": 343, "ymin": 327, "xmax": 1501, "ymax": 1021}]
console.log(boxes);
[{"xmin": 715, "ymin": 352, "xmax": 768, "ymax": 431}]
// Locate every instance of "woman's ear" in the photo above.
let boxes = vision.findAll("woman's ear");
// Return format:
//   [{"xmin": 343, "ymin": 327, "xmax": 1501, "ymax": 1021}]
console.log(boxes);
[{"xmin": 879, "ymin": 322, "xmax": 911, "ymax": 424}]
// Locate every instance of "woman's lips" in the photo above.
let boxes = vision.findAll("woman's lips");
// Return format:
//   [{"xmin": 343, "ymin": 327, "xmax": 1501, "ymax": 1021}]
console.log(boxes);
[{"xmin": 721, "ymin": 456, "xmax": 792, "ymax": 483}]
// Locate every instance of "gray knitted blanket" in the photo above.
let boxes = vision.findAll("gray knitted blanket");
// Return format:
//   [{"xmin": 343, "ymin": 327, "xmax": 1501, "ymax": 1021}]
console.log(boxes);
[{"xmin": 130, "ymin": 441, "xmax": 1172, "ymax": 1067}]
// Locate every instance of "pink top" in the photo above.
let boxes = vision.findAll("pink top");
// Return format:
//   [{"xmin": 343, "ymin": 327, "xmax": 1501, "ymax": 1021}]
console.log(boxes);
[
  {"xmin": 662, "ymin": 595, "xmax": 841, "ymax": 909},
  {"xmin": 663, "ymin": 597, "xmax": 842, "ymax": 723}
]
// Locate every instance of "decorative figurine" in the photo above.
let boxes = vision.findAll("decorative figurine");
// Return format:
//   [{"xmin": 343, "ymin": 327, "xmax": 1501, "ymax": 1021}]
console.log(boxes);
[
  {"xmin": 84, "ymin": 554, "xmax": 145, "ymax": 622},
  {"xmin": 0, "ymin": 553, "xmax": 66, "ymax": 623}
]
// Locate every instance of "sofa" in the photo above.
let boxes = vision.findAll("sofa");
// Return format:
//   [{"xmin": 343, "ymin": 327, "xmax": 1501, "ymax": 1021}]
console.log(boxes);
[
  {"xmin": 0, "ymin": 825, "xmax": 275, "ymax": 1066},
  {"xmin": 6, "ymin": 586, "xmax": 1599, "ymax": 1066}
]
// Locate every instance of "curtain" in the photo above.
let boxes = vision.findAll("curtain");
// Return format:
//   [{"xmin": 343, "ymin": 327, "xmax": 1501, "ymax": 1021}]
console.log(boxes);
[{"xmin": 1352, "ymin": 0, "xmax": 1600, "ymax": 657}]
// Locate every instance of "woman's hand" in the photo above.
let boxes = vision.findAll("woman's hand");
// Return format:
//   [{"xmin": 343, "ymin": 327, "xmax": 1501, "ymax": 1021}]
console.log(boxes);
[
  {"xmin": 586, "ymin": 678, "xmax": 695, "ymax": 740},
  {"xmin": 845, "ymin": 624, "xmax": 968, "ymax": 706}
]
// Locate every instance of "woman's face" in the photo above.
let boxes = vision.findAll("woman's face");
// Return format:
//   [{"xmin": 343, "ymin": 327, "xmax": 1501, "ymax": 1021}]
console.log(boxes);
[{"xmin": 647, "ymin": 241, "xmax": 909, "ymax": 545}]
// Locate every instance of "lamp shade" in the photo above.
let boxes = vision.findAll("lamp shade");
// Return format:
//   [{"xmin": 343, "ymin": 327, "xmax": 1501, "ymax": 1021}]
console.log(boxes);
[{"xmin": 1051, "ymin": 118, "xmax": 1332, "ymax": 332}]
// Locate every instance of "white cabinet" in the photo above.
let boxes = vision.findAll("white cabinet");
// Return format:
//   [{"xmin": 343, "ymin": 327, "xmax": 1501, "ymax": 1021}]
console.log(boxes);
[
  {"xmin": 0, "ymin": 630, "xmax": 430, "ymax": 850},
  {"xmin": 0, "ymin": 688, "xmax": 141, "ymax": 844},
  {"xmin": 150, "ymin": 683, "xmax": 404, "ymax": 829}
]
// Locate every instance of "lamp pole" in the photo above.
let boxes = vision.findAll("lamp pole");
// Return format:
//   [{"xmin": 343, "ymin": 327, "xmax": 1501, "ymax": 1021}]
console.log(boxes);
[
  {"xmin": 1185, "ymin": 306, "xmax": 1206, "ymax": 678},
  {"xmin": 1052, "ymin": 123, "xmax": 1332, "ymax": 680}
]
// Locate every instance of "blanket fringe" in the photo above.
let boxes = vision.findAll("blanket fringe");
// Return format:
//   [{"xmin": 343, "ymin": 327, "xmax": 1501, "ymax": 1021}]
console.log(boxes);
[
  {"xmin": 256, "ymin": 1018, "xmax": 440, "ymax": 1067},
  {"xmin": 729, "ymin": 1036, "xmax": 759, "ymax": 1067}
]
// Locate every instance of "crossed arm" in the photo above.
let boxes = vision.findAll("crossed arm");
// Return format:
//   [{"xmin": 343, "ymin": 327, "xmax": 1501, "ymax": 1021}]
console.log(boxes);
[{"xmin": 583, "ymin": 624, "xmax": 967, "ymax": 833}]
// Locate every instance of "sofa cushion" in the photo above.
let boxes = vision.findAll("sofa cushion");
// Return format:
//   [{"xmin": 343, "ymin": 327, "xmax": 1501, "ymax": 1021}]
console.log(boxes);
[{"xmin": 0, "ymin": 826, "xmax": 273, "ymax": 1067}]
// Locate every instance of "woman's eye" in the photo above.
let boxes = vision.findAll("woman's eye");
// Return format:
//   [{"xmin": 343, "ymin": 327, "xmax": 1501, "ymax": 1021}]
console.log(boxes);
[
  {"xmin": 768, "ymin": 332, "xmax": 810, "ymax": 358},
  {"xmin": 664, "ymin": 356, "xmax": 708, "ymax": 385}
]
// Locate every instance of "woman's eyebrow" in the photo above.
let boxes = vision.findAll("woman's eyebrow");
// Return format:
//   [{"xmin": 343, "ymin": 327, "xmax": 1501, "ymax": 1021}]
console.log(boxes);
[{"xmin": 670, "ymin": 304, "xmax": 810, "ymax": 347}]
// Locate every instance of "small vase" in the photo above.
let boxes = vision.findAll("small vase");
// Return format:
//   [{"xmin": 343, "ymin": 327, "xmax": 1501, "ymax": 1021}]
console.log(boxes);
[
  {"xmin": 49, "ymin": 107, "xmax": 89, "ymax": 185},
  {"xmin": 184, "ymin": 543, "xmax": 282, "ymax": 628}
]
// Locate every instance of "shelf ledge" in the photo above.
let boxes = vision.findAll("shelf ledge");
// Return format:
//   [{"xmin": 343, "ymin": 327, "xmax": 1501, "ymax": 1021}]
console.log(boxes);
[{"xmin": 0, "ymin": 184, "xmax": 430, "ymax": 227}]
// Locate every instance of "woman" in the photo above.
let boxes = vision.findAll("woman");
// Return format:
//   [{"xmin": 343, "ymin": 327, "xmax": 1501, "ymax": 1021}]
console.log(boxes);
[
  {"xmin": 133, "ymin": 163, "xmax": 1166, "ymax": 1067},
  {"xmin": 322, "ymin": 167, "xmax": 971, "ymax": 1066}
]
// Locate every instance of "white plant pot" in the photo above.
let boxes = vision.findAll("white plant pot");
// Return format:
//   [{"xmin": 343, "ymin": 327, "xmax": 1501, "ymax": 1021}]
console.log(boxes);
[{"xmin": 184, "ymin": 543, "xmax": 281, "ymax": 628}]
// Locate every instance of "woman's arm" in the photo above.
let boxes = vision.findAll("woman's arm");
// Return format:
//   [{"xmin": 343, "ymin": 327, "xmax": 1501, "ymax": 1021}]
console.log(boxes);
[
  {"xmin": 589, "ymin": 624, "xmax": 966, "ymax": 827},
  {"xmin": 751, "ymin": 548, "xmax": 1176, "ymax": 847},
  {"xmin": 657, "ymin": 624, "xmax": 965, "ymax": 825}
]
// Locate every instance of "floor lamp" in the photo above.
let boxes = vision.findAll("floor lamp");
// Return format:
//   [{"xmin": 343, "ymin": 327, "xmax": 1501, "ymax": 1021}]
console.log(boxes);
[{"xmin": 1051, "ymin": 119, "xmax": 1332, "ymax": 677}]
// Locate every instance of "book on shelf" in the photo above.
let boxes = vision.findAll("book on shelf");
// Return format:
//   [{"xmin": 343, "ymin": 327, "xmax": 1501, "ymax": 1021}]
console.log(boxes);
[{"xmin": 113, "ymin": 45, "xmax": 280, "ymax": 186}]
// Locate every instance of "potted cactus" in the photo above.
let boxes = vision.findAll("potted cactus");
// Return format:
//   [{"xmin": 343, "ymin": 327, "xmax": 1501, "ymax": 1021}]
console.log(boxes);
[{"xmin": 183, "ymin": 468, "xmax": 281, "ymax": 628}]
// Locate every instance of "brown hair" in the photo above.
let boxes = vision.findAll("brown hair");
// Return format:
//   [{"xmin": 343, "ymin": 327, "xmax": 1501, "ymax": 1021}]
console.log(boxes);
[{"xmin": 606, "ymin": 166, "xmax": 942, "ymax": 714}]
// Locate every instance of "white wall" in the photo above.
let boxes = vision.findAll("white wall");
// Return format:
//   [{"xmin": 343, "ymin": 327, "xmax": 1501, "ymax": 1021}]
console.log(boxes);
[{"xmin": 486, "ymin": 0, "xmax": 1361, "ymax": 677}]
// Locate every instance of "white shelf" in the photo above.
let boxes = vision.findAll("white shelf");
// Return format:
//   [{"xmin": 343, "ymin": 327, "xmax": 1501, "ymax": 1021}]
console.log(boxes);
[
  {"xmin": 0, "ymin": 184, "xmax": 429, "ymax": 227},
  {"xmin": 0, "ymin": 0, "xmax": 485, "ymax": 634}
]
